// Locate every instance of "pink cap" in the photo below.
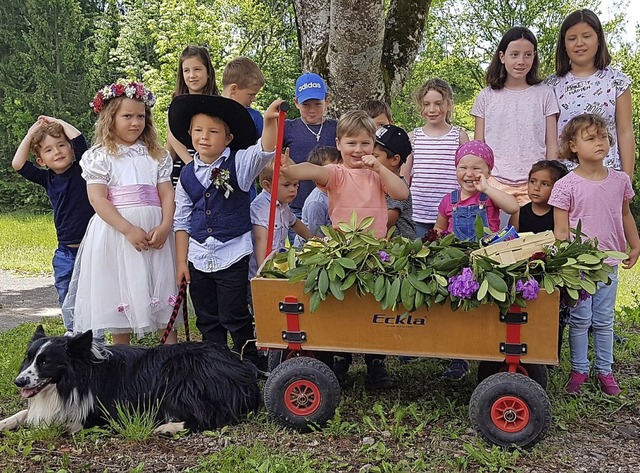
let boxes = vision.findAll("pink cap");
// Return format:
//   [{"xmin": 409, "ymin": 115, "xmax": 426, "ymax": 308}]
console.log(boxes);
[{"xmin": 454, "ymin": 140, "xmax": 495, "ymax": 170}]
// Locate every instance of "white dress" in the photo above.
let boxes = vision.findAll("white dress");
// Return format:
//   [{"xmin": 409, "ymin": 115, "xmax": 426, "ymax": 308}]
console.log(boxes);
[{"xmin": 63, "ymin": 142, "xmax": 178, "ymax": 336}]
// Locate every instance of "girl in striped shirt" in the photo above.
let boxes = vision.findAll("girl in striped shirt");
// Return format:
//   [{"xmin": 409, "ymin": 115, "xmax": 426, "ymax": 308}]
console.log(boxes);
[{"xmin": 402, "ymin": 78, "xmax": 469, "ymax": 237}]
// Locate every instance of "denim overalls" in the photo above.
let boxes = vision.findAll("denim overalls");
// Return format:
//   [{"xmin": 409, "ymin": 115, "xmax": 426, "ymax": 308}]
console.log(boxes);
[{"xmin": 451, "ymin": 189, "xmax": 488, "ymax": 241}]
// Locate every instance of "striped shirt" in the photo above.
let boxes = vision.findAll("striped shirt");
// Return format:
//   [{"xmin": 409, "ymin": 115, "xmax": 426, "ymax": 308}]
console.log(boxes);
[{"xmin": 410, "ymin": 126, "xmax": 460, "ymax": 224}]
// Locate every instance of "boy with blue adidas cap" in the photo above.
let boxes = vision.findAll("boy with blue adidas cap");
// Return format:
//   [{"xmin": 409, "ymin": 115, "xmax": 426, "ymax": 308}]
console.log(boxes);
[{"xmin": 283, "ymin": 72, "xmax": 338, "ymax": 232}]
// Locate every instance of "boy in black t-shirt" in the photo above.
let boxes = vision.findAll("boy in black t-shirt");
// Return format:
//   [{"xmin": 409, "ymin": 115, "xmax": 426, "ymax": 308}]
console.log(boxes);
[{"xmin": 12, "ymin": 116, "xmax": 94, "ymax": 332}]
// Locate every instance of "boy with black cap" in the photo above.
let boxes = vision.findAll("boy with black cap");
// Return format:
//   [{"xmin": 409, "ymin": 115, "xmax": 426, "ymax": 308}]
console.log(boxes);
[
  {"xmin": 169, "ymin": 94, "xmax": 283, "ymax": 364},
  {"xmin": 373, "ymin": 125, "xmax": 417, "ymax": 240}
]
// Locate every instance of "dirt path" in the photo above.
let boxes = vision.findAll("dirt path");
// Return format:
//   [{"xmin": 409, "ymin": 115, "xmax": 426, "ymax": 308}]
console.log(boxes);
[{"xmin": 0, "ymin": 270, "xmax": 60, "ymax": 332}]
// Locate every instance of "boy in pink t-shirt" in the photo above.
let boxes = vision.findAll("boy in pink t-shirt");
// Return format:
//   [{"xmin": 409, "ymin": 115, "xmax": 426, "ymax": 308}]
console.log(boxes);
[
  {"xmin": 280, "ymin": 110, "xmax": 409, "ymax": 389},
  {"xmin": 434, "ymin": 140, "xmax": 519, "ymax": 240},
  {"xmin": 280, "ymin": 110, "xmax": 408, "ymax": 237}
]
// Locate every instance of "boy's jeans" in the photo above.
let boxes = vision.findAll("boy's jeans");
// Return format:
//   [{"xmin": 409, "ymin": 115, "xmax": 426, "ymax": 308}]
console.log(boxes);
[
  {"xmin": 53, "ymin": 245, "xmax": 78, "ymax": 332},
  {"xmin": 569, "ymin": 267, "xmax": 618, "ymax": 374}
]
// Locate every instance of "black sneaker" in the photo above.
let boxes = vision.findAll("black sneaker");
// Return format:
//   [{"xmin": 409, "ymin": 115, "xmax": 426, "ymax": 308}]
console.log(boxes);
[
  {"xmin": 365, "ymin": 359, "xmax": 392, "ymax": 389},
  {"xmin": 333, "ymin": 355, "xmax": 351, "ymax": 384},
  {"xmin": 442, "ymin": 359, "xmax": 469, "ymax": 380}
]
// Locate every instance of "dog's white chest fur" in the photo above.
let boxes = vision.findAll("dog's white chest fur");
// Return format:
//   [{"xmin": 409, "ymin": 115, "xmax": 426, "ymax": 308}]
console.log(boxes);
[{"xmin": 27, "ymin": 385, "xmax": 94, "ymax": 432}]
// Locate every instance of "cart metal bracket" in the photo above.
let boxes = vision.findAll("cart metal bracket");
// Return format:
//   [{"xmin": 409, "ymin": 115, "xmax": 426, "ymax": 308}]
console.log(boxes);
[
  {"xmin": 282, "ymin": 331, "xmax": 307, "ymax": 343},
  {"xmin": 500, "ymin": 342, "xmax": 528, "ymax": 355},
  {"xmin": 279, "ymin": 301, "xmax": 304, "ymax": 314},
  {"xmin": 500, "ymin": 311, "xmax": 528, "ymax": 324}
]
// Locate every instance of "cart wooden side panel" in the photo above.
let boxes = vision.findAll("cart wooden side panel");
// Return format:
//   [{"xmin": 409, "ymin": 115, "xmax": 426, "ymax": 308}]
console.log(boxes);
[{"xmin": 251, "ymin": 278, "xmax": 559, "ymax": 364}]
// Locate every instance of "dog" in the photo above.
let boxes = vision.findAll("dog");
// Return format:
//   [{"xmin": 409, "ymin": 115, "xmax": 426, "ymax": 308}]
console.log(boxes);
[{"xmin": 0, "ymin": 326, "xmax": 261, "ymax": 434}]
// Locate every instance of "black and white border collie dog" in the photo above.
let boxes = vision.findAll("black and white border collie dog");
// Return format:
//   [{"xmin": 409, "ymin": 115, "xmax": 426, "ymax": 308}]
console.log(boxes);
[{"xmin": 0, "ymin": 326, "xmax": 261, "ymax": 434}]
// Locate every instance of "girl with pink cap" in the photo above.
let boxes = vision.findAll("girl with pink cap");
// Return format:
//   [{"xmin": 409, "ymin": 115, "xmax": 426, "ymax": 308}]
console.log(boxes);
[
  {"xmin": 434, "ymin": 140, "xmax": 519, "ymax": 380},
  {"xmin": 434, "ymin": 140, "xmax": 519, "ymax": 241}
]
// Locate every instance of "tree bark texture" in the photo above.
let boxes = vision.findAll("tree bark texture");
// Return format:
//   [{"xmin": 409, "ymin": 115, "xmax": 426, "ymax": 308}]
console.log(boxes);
[{"xmin": 293, "ymin": 0, "xmax": 432, "ymax": 116}]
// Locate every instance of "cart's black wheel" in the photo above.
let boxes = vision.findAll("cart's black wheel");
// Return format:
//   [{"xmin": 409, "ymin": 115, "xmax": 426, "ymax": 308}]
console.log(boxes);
[
  {"xmin": 469, "ymin": 372, "xmax": 551, "ymax": 449},
  {"xmin": 477, "ymin": 361, "xmax": 548, "ymax": 389},
  {"xmin": 267, "ymin": 349, "xmax": 334, "ymax": 372},
  {"xmin": 264, "ymin": 356, "xmax": 341, "ymax": 431},
  {"xmin": 267, "ymin": 349, "xmax": 289, "ymax": 372}
]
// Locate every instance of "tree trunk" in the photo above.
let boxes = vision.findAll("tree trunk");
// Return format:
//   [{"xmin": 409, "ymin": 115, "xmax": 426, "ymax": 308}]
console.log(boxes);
[{"xmin": 293, "ymin": 0, "xmax": 432, "ymax": 116}]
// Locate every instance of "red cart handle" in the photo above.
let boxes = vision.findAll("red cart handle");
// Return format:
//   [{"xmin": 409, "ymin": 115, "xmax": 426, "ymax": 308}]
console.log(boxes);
[{"xmin": 265, "ymin": 101, "xmax": 290, "ymax": 257}]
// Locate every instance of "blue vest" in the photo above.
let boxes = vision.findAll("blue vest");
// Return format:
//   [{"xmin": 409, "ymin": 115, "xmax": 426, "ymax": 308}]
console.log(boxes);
[{"xmin": 180, "ymin": 152, "xmax": 251, "ymax": 243}]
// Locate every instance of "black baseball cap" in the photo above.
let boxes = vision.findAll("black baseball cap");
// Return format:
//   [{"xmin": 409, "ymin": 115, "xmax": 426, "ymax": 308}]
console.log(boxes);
[{"xmin": 374, "ymin": 125, "xmax": 412, "ymax": 162}]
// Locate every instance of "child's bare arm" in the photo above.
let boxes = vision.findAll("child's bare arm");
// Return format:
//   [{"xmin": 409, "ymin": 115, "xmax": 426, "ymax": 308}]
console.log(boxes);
[
  {"xmin": 434, "ymin": 213, "xmax": 448, "ymax": 234},
  {"xmin": 292, "ymin": 219, "xmax": 313, "ymax": 241},
  {"xmin": 148, "ymin": 181, "xmax": 175, "ymax": 249},
  {"xmin": 622, "ymin": 199, "xmax": 640, "ymax": 269},
  {"xmin": 252, "ymin": 224, "xmax": 269, "ymax": 268},
  {"xmin": 175, "ymin": 230, "xmax": 190, "ymax": 285},
  {"xmin": 553, "ymin": 208, "xmax": 569, "ymax": 241},
  {"xmin": 476, "ymin": 176, "xmax": 519, "ymax": 214},
  {"xmin": 362, "ymin": 155, "xmax": 409, "ymax": 200},
  {"xmin": 87, "ymin": 184, "xmax": 150, "ymax": 251},
  {"xmin": 387, "ymin": 208, "xmax": 400, "ymax": 228},
  {"xmin": 280, "ymin": 148, "xmax": 329, "ymax": 185},
  {"xmin": 12, "ymin": 119, "xmax": 45, "ymax": 171},
  {"xmin": 261, "ymin": 99, "xmax": 285, "ymax": 152},
  {"xmin": 167, "ymin": 129, "xmax": 194, "ymax": 164},
  {"xmin": 545, "ymin": 114, "xmax": 558, "ymax": 160},
  {"xmin": 508, "ymin": 210, "xmax": 520, "ymax": 231}
]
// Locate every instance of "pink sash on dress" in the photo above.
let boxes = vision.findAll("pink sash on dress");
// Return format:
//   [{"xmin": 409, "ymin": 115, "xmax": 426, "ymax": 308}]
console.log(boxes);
[{"xmin": 107, "ymin": 184, "xmax": 161, "ymax": 209}]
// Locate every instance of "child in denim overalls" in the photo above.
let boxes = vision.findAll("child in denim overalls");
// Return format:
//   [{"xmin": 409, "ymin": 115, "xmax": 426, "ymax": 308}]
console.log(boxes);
[{"xmin": 434, "ymin": 140, "xmax": 519, "ymax": 378}]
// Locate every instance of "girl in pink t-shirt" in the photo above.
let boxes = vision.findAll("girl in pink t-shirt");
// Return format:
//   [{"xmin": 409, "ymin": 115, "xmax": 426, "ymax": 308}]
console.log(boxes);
[
  {"xmin": 549, "ymin": 113, "xmax": 639, "ymax": 396},
  {"xmin": 472, "ymin": 26, "xmax": 558, "ymax": 204},
  {"xmin": 434, "ymin": 140, "xmax": 518, "ymax": 240}
]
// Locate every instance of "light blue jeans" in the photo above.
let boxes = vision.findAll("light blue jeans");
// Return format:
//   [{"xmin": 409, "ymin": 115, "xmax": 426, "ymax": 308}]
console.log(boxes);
[
  {"xmin": 53, "ymin": 245, "xmax": 78, "ymax": 332},
  {"xmin": 569, "ymin": 267, "xmax": 618, "ymax": 375}
]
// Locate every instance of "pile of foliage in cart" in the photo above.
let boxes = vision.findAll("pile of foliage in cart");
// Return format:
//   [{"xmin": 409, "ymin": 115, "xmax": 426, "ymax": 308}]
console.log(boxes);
[{"xmin": 259, "ymin": 214, "xmax": 623, "ymax": 314}]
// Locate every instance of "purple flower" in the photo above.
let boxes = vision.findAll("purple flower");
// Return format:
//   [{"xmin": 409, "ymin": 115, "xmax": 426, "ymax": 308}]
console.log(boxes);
[
  {"xmin": 448, "ymin": 267, "xmax": 479, "ymax": 299},
  {"xmin": 578, "ymin": 289, "xmax": 591, "ymax": 301},
  {"xmin": 378, "ymin": 251, "xmax": 390, "ymax": 263},
  {"xmin": 167, "ymin": 294, "xmax": 178, "ymax": 306},
  {"xmin": 516, "ymin": 278, "xmax": 540, "ymax": 300},
  {"xmin": 149, "ymin": 297, "xmax": 159, "ymax": 308},
  {"xmin": 117, "ymin": 303, "xmax": 129, "ymax": 313}
]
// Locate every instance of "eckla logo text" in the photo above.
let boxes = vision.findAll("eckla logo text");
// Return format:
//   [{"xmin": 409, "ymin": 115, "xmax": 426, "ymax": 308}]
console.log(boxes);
[{"xmin": 372, "ymin": 314, "xmax": 426, "ymax": 326}]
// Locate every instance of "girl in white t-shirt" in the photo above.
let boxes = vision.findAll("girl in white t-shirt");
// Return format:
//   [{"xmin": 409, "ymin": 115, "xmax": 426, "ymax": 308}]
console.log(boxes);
[
  {"xmin": 545, "ymin": 9, "xmax": 634, "ymax": 178},
  {"xmin": 472, "ymin": 26, "xmax": 558, "ymax": 206},
  {"xmin": 402, "ymin": 78, "xmax": 469, "ymax": 238}
]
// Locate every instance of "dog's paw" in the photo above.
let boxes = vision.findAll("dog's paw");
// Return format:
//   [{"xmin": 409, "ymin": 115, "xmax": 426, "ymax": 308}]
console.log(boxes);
[
  {"xmin": 153, "ymin": 422, "xmax": 186, "ymax": 436},
  {"xmin": 0, "ymin": 410, "xmax": 29, "ymax": 431}
]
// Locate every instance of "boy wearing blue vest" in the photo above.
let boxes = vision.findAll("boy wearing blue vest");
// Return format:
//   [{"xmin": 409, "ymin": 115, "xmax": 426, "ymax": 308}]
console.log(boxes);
[{"xmin": 169, "ymin": 95, "xmax": 283, "ymax": 364}]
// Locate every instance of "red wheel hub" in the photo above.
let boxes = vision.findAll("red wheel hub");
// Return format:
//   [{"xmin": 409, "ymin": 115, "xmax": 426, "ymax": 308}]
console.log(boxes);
[
  {"xmin": 284, "ymin": 380, "xmax": 321, "ymax": 416},
  {"xmin": 491, "ymin": 395, "xmax": 530, "ymax": 433}
]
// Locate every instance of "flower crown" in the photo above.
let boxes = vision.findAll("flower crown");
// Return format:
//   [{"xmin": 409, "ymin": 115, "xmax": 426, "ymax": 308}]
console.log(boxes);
[{"xmin": 90, "ymin": 80, "xmax": 156, "ymax": 114}]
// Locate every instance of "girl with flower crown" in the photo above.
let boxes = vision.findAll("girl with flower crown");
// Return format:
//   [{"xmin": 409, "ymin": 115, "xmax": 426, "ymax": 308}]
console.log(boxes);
[{"xmin": 62, "ymin": 80, "xmax": 178, "ymax": 345}]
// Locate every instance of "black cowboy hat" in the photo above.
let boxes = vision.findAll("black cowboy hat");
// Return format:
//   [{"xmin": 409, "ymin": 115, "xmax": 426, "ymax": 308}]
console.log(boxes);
[{"xmin": 168, "ymin": 95, "xmax": 257, "ymax": 151}]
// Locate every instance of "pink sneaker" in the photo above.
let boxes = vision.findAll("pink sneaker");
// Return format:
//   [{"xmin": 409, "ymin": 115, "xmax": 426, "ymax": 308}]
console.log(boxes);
[
  {"xmin": 566, "ymin": 371, "xmax": 589, "ymax": 394},
  {"xmin": 596, "ymin": 373, "xmax": 622, "ymax": 396}
]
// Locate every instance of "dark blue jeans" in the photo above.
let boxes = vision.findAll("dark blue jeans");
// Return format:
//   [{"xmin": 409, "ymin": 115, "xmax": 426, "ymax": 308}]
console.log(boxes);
[{"xmin": 53, "ymin": 245, "xmax": 78, "ymax": 332}]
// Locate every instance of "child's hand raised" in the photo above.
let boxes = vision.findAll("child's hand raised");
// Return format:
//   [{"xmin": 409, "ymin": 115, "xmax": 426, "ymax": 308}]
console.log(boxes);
[
  {"xmin": 362, "ymin": 155, "xmax": 381, "ymax": 172},
  {"xmin": 263, "ymin": 99, "xmax": 286, "ymax": 120},
  {"xmin": 473, "ymin": 173, "xmax": 490, "ymax": 192},
  {"xmin": 279, "ymin": 147, "xmax": 293, "ymax": 177}
]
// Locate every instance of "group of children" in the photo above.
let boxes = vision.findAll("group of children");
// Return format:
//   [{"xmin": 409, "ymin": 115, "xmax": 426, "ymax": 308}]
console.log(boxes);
[{"xmin": 12, "ymin": 8, "xmax": 638, "ymax": 396}]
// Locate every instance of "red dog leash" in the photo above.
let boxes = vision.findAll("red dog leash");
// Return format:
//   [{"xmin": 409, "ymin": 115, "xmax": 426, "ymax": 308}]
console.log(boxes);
[{"xmin": 160, "ymin": 278, "xmax": 190, "ymax": 344}]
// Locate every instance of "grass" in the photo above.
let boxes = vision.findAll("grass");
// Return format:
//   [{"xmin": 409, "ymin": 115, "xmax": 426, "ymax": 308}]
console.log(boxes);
[
  {"xmin": 0, "ymin": 212, "xmax": 57, "ymax": 275},
  {"xmin": 1, "ymin": 212, "xmax": 639, "ymax": 471}
]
